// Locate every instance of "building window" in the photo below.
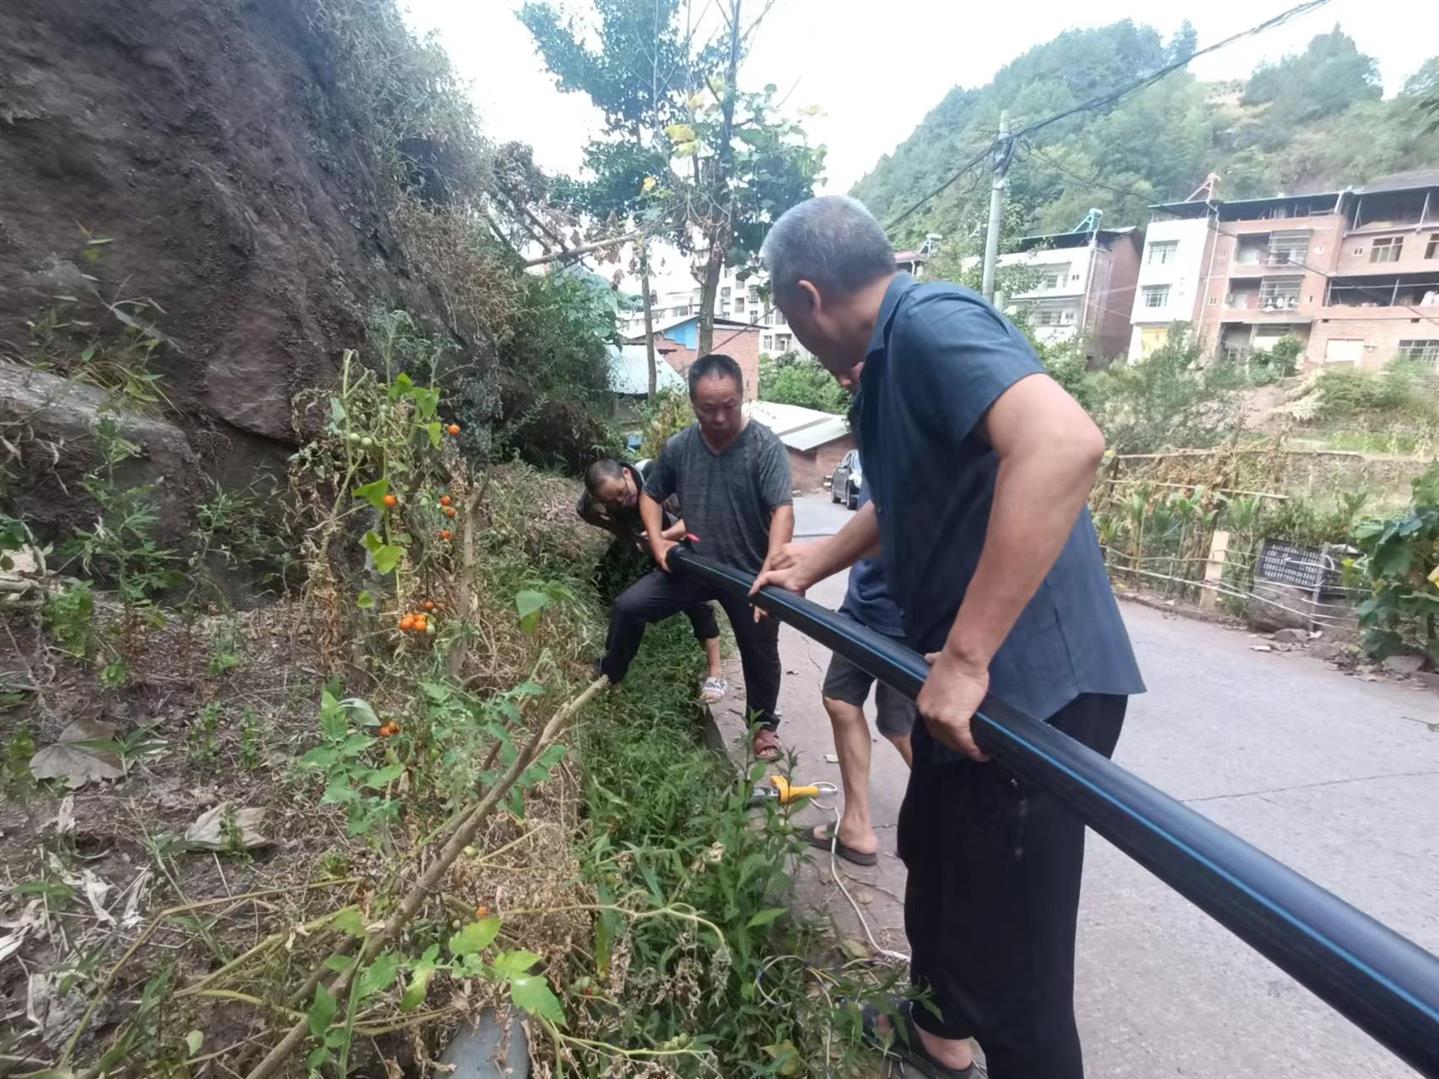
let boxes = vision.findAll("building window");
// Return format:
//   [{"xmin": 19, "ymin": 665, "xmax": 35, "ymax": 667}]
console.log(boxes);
[
  {"xmin": 1142, "ymin": 285, "xmax": 1170, "ymax": 309},
  {"xmin": 720, "ymin": 286, "xmax": 731, "ymax": 298},
  {"xmin": 1258, "ymin": 277, "xmax": 1302, "ymax": 310},
  {"xmin": 747, "ymin": 286, "xmax": 759, "ymax": 304},
  {"xmin": 1426, "ymin": 234, "xmax": 1439, "ymax": 259},
  {"xmin": 1370, "ymin": 237, "xmax": 1403, "ymax": 263},
  {"xmin": 1032, "ymin": 264, "xmax": 1066, "ymax": 289},
  {"xmin": 772, "ymin": 309, "xmax": 787, "ymax": 326},
  {"xmin": 734, "ymin": 296, "xmax": 745, "ymax": 313},
  {"xmin": 1267, "ymin": 231, "xmax": 1310, "ymax": 267},
  {"xmin": 1397, "ymin": 339, "xmax": 1439, "ymax": 365},
  {"xmin": 1147, "ymin": 240, "xmax": 1178, "ymax": 265},
  {"xmin": 762, "ymin": 335, "xmax": 773, "ymax": 351},
  {"xmin": 774, "ymin": 333, "xmax": 793, "ymax": 352}
]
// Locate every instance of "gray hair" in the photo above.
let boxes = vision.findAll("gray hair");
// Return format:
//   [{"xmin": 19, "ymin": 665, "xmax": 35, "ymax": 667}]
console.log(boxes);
[{"xmin": 761, "ymin": 196, "xmax": 896, "ymax": 305}]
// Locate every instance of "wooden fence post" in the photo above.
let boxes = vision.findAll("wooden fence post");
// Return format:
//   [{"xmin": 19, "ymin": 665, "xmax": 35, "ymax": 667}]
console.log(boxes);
[{"xmin": 1200, "ymin": 530, "xmax": 1230, "ymax": 611}]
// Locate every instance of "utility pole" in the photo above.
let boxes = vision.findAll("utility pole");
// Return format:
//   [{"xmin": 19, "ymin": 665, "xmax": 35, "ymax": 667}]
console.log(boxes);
[{"xmin": 980, "ymin": 111, "xmax": 1012, "ymax": 303}]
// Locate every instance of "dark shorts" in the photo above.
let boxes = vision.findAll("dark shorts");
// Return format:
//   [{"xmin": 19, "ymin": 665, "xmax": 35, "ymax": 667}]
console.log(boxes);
[{"xmin": 820, "ymin": 624, "xmax": 917, "ymax": 738}]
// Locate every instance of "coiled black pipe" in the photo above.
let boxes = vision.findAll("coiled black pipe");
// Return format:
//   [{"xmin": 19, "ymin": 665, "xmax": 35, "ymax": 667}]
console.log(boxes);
[{"xmin": 670, "ymin": 545, "xmax": 1439, "ymax": 1076}]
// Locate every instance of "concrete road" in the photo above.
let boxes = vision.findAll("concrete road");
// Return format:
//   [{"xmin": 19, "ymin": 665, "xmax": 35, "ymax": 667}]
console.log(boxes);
[{"xmin": 710, "ymin": 495, "xmax": 1439, "ymax": 1077}]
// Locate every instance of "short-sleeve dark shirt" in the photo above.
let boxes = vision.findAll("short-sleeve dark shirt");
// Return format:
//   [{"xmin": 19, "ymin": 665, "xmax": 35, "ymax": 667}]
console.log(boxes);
[
  {"xmin": 839, "ymin": 484, "xmax": 906, "ymax": 638},
  {"xmin": 644, "ymin": 421, "xmax": 792, "ymax": 575},
  {"xmin": 857, "ymin": 273, "xmax": 1144, "ymax": 726}
]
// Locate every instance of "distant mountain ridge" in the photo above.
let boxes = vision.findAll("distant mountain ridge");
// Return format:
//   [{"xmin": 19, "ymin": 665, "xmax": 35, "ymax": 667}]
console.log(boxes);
[{"xmin": 851, "ymin": 22, "xmax": 1439, "ymax": 248}]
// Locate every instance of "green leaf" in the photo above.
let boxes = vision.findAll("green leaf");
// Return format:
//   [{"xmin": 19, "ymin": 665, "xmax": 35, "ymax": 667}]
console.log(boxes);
[
  {"xmin": 341, "ymin": 698, "xmax": 380, "ymax": 728},
  {"xmin": 371, "ymin": 543, "xmax": 405, "ymax": 575},
  {"xmin": 510, "ymin": 974, "xmax": 565, "ymax": 1026},
  {"xmin": 448, "ymin": 916, "xmax": 501, "ymax": 957},
  {"xmin": 664, "ymin": 122, "xmax": 696, "ymax": 143},
  {"xmin": 323, "ymin": 954, "xmax": 356, "ymax": 974},
  {"xmin": 356, "ymin": 590, "xmax": 375, "ymax": 610},
  {"xmin": 388, "ymin": 372, "xmax": 414, "ymax": 399},
  {"xmin": 184, "ymin": 1029, "xmax": 204, "ymax": 1056},
  {"xmin": 331, "ymin": 907, "xmax": 367, "ymax": 938},
  {"xmin": 515, "ymin": 589, "xmax": 550, "ymax": 635},
  {"xmin": 353, "ymin": 478, "xmax": 391, "ymax": 512},
  {"xmin": 412, "ymin": 387, "xmax": 440, "ymax": 421},
  {"xmin": 363, "ymin": 762, "xmax": 404, "ymax": 788},
  {"xmin": 308, "ymin": 983, "xmax": 337, "ymax": 1037},
  {"xmin": 491, "ymin": 949, "xmax": 541, "ymax": 978},
  {"xmin": 763, "ymin": 1039, "xmax": 802, "ymax": 1076},
  {"xmin": 356, "ymin": 952, "xmax": 400, "ymax": 1001},
  {"xmin": 425, "ymin": 421, "xmax": 443, "ymax": 449},
  {"xmin": 400, "ymin": 963, "xmax": 436, "ymax": 1012},
  {"xmin": 745, "ymin": 907, "xmax": 787, "ymax": 929},
  {"xmin": 329, "ymin": 397, "xmax": 346, "ymax": 425}
]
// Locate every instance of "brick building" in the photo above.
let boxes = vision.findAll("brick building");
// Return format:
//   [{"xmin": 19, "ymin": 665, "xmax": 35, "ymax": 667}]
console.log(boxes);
[
  {"xmin": 1135, "ymin": 170, "xmax": 1439, "ymax": 370},
  {"xmin": 745, "ymin": 400, "xmax": 854, "ymax": 492},
  {"xmin": 624, "ymin": 315, "xmax": 762, "ymax": 401}
]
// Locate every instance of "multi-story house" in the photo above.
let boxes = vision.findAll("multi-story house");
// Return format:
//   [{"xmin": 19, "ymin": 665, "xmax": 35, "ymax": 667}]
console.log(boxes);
[
  {"xmin": 992, "ymin": 225, "xmax": 1143, "ymax": 361},
  {"xmin": 622, "ymin": 267, "xmax": 802, "ymax": 356},
  {"xmin": 1126, "ymin": 216, "xmax": 1216, "ymax": 361},
  {"xmin": 1135, "ymin": 169, "xmax": 1439, "ymax": 369}
]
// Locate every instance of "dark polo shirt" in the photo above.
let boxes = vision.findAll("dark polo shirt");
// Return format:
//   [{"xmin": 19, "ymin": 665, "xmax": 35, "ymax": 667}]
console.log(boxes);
[{"xmin": 856, "ymin": 273, "xmax": 1144, "ymax": 727}]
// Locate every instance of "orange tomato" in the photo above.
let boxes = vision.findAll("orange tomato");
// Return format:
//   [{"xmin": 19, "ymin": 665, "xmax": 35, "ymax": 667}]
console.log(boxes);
[
  {"xmin": 414, "ymin": 614, "xmax": 428, "ymax": 632},
  {"xmin": 422, "ymin": 600, "xmax": 436, "ymax": 612},
  {"xmin": 446, "ymin": 423, "xmax": 461, "ymax": 437},
  {"xmin": 443, "ymin": 506, "xmax": 457, "ymax": 518},
  {"xmin": 383, "ymin": 493, "xmax": 398, "ymax": 509},
  {"xmin": 399, "ymin": 615, "xmax": 416, "ymax": 632},
  {"xmin": 474, "ymin": 903, "xmax": 491, "ymax": 919},
  {"xmin": 439, "ymin": 495, "xmax": 453, "ymax": 507},
  {"xmin": 439, "ymin": 529, "xmax": 453, "ymax": 541}
]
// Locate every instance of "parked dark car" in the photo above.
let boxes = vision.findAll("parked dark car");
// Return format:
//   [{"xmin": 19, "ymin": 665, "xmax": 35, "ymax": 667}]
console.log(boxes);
[{"xmin": 829, "ymin": 449, "xmax": 861, "ymax": 509}]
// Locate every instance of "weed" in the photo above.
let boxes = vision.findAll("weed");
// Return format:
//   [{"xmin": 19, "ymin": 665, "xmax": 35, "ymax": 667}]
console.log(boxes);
[
  {"xmin": 189, "ymin": 703, "xmax": 222, "ymax": 767},
  {"xmin": 43, "ymin": 581, "xmax": 95, "ymax": 658},
  {"xmin": 1, "ymin": 727, "xmax": 38, "ymax": 801},
  {"xmin": 99, "ymin": 659, "xmax": 130, "ymax": 690},
  {"xmin": 187, "ymin": 480, "xmax": 297, "ymax": 605},
  {"xmin": 206, "ymin": 623, "xmax": 244, "ymax": 677},
  {"xmin": 64, "ymin": 416, "xmax": 181, "ymax": 607},
  {"xmin": 239, "ymin": 708, "xmax": 264, "ymax": 771}
]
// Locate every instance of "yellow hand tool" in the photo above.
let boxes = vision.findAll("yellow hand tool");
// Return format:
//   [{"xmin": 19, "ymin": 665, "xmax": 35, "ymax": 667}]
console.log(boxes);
[{"xmin": 749, "ymin": 775, "xmax": 829, "ymax": 806}]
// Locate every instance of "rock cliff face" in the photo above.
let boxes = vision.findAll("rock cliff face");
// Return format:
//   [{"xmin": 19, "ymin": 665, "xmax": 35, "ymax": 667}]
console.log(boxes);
[{"xmin": 0, "ymin": 0, "xmax": 445, "ymax": 511}]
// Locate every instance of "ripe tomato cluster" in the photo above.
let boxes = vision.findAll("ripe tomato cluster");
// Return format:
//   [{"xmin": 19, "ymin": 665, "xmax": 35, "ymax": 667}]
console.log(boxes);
[
  {"xmin": 377, "ymin": 721, "xmax": 401, "ymax": 738},
  {"xmin": 398, "ymin": 611, "xmax": 433, "ymax": 634}
]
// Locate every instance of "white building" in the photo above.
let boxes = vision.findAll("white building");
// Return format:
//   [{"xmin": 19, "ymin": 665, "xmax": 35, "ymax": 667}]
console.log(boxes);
[
  {"xmin": 621, "ymin": 267, "xmax": 803, "ymax": 356},
  {"xmin": 1125, "ymin": 217, "xmax": 1213, "ymax": 362}
]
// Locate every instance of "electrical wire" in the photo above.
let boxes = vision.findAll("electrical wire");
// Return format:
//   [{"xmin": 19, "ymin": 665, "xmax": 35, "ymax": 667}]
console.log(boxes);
[{"xmin": 882, "ymin": 0, "xmax": 1332, "ymax": 232}]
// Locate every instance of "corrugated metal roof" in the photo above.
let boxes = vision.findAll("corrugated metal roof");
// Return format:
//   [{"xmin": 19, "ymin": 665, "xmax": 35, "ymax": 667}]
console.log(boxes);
[
  {"xmin": 607, "ymin": 344, "xmax": 684, "ymax": 396},
  {"xmin": 626, "ymin": 313, "xmax": 759, "ymax": 339},
  {"xmin": 745, "ymin": 400, "xmax": 850, "ymax": 452},
  {"xmin": 1356, "ymin": 169, "xmax": 1439, "ymax": 195}
]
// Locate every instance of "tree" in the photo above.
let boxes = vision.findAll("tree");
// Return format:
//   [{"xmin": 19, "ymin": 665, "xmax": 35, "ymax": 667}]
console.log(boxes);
[
  {"xmin": 523, "ymin": 0, "xmax": 823, "ymax": 361},
  {"xmin": 1243, "ymin": 27, "xmax": 1381, "ymax": 127},
  {"xmin": 521, "ymin": 0, "xmax": 694, "ymax": 399},
  {"xmin": 759, "ymin": 353, "xmax": 849, "ymax": 414}
]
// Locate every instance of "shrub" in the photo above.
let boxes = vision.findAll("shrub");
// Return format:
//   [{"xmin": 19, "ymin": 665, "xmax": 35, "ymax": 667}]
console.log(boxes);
[
  {"xmin": 1084, "ymin": 332, "xmax": 1240, "ymax": 453},
  {"xmin": 1352, "ymin": 464, "xmax": 1439, "ymax": 663},
  {"xmin": 758, "ymin": 351, "xmax": 849, "ymax": 414}
]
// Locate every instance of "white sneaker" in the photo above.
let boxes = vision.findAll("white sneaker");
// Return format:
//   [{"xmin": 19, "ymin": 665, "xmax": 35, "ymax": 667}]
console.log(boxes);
[{"xmin": 700, "ymin": 676, "xmax": 728, "ymax": 703}]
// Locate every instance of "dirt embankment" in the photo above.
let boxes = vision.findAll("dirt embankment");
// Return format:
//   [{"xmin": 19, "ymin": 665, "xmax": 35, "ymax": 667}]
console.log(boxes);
[{"xmin": 0, "ymin": 0, "xmax": 446, "ymax": 495}]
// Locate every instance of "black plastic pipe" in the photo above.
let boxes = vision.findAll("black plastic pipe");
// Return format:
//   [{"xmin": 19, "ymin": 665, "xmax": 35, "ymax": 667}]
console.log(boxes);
[{"xmin": 670, "ymin": 545, "xmax": 1439, "ymax": 1076}]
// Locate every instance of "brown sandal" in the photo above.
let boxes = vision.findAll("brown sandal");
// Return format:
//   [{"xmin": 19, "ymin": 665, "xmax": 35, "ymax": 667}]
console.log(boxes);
[{"xmin": 752, "ymin": 727, "xmax": 781, "ymax": 761}]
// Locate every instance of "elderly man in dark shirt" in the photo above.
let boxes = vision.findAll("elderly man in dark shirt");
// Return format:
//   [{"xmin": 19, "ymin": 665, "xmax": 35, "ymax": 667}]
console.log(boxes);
[
  {"xmin": 576, "ymin": 458, "xmax": 726, "ymax": 701},
  {"xmin": 754, "ymin": 196, "xmax": 1144, "ymax": 1079}
]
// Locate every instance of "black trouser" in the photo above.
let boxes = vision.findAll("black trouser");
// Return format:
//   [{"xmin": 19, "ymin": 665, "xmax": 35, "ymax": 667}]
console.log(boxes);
[
  {"xmin": 899, "ymin": 692, "xmax": 1127, "ymax": 1079},
  {"xmin": 602, "ymin": 569, "xmax": 781, "ymax": 727}
]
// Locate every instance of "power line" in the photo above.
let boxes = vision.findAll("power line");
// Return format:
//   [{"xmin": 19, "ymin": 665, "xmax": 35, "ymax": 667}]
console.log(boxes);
[
  {"xmin": 880, "ymin": 0, "xmax": 1332, "ymax": 233},
  {"xmin": 1020, "ymin": 142, "xmax": 1156, "ymax": 204}
]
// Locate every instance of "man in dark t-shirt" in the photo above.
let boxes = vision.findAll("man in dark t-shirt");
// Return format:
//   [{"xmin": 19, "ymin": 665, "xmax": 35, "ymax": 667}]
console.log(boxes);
[
  {"xmin": 755, "ymin": 196, "xmax": 1143, "ymax": 1079},
  {"xmin": 604, "ymin": 353, "xmax": 795, "ymax": 760},
  {"xmin": 576, "ymin": 458, "xmax": 725, "ymax": 701}
]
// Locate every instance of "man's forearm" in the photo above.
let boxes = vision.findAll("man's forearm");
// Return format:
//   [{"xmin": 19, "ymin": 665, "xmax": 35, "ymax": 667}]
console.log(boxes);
[
  {"xmin": 811, "ymin": 501, "xmax": 881, "ymax": 580},
  {"xmin": 944, "ymin": 446, "xmax": 1098, "ymax": 667},
  {"xmin": 638, "ymin": 493, "xmax": 666, "ymax": 547},
  {"xmin": 765, "ymin": 505, "xmax": 796, "ymax": 561}
]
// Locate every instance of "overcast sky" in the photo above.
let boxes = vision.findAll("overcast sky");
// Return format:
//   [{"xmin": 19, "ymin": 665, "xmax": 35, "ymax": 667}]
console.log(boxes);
[
  {"xmin": 404, "ymin": 0, "xmax": 1431, "ymax": 289},
  {"xmin": 408, "ymin": 0, "xmax": 1428, "ymax": 187}
]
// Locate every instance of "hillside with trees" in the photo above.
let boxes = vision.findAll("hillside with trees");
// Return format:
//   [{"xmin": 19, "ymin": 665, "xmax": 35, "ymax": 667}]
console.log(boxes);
[{"xmin": 852, "ymin": 22, "xmax": 1439, "ymax": 248}]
